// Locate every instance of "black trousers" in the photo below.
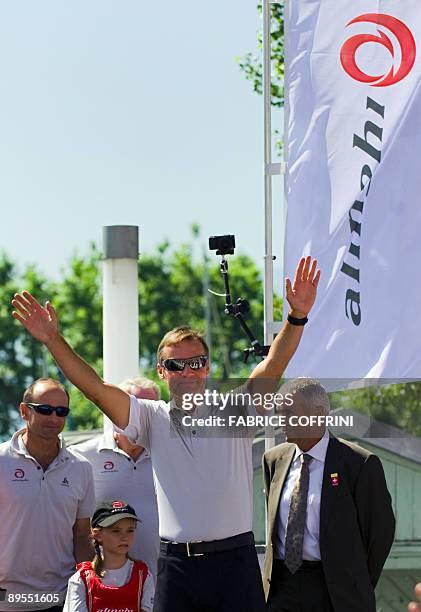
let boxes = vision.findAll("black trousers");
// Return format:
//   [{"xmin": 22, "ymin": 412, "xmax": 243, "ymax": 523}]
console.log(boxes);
[
  {"xmin": 153, "ymin": 543, "xmax": 266, "ymax": 612},
  {"xmin": 266, "ymin": 560, "xmax": 334, "ymax": 612}
]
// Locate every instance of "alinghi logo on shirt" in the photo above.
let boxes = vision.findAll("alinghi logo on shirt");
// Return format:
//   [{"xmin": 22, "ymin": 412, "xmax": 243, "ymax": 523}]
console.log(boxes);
[{"xmin": 97, "ymin": 608, "xmax": 134, "ymax": 612}]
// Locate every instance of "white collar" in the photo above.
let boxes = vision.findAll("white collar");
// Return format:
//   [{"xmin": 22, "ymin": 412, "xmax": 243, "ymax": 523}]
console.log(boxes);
[
  {"xmin": 293, "ymin": 429, "xmax": 330, "ymax": 464},
  {"xmin": 11, "ymin": 428, "xmax": 68, "ymax": 464}
]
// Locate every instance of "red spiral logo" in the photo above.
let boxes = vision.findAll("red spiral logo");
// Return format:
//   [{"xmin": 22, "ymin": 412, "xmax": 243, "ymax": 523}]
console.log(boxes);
[{"xmin": 340, "ymin": 13, "xmax": 416, "ymax": 86}]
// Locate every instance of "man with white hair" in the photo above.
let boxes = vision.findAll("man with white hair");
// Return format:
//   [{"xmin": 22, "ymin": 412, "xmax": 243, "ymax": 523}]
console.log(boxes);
[
  {"xmin": 262, "ymin": 378, "xmax": 395, "ymax": 612},
  {"xmin": 72, "ymin": 376, "xmax": 160, "ymax": 581}
]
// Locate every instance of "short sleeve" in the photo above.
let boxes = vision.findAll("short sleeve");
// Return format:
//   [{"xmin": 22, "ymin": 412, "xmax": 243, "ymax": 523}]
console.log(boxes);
[
  {"xmin": 77, "ymin": 461, "xmax": 96, "ymax": 519},
  {"xmin": 140, "ymin": 571, "xmax": 155, "ymax": 612},
  {"xmin": 113, "ymin": 395, "xmax": 153, "ymax": 450},
  {"xmin": 63, "ymin": 571, "xmax": 88, "ymax": 612}
]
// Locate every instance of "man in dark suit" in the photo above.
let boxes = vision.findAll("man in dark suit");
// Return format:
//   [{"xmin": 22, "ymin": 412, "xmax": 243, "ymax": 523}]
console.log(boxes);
[{"xmin": 262, "ymin": 379, "xmax": 395, "ymax": 612}]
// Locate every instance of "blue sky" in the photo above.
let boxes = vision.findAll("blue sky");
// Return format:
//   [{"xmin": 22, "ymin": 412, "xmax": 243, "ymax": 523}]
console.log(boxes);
[{"xmin": 0, "ymin": 1, "xmax": 284, "ymax": 283}]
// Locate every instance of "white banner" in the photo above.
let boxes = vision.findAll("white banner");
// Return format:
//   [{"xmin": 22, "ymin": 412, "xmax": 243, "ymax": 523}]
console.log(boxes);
[{"xmin": 284, "ymin": 0, "xmax": 421, "ymax": 379}]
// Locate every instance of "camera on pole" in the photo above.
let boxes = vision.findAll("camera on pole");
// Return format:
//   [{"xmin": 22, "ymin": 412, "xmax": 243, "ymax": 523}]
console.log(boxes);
[{"xmin": 208, "ymin": 234, "xmax": 270, "ymax": 362}]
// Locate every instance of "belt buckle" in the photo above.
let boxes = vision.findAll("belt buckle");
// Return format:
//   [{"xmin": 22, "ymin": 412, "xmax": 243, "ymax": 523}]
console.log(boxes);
[{"xmin": 186, "ymin": 541, "xmax": 204, "ymax": 557}]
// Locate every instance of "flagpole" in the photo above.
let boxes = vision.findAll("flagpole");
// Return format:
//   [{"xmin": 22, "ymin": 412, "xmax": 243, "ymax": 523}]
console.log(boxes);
[{"xmin": 263, "ymin": 0, "xmax": 282, "ymax": 454}]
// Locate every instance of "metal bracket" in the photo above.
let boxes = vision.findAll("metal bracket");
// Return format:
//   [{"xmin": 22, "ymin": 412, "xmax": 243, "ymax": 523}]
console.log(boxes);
[{"xmin": 265, "ymin": 162, "xmax": 286, "ymax": 175}]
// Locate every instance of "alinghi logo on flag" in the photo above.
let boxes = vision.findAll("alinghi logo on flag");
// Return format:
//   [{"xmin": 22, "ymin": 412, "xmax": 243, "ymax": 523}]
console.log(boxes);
[{"xmin": 340, "ymin": 14, "xmax": 416, "ymax": 86}]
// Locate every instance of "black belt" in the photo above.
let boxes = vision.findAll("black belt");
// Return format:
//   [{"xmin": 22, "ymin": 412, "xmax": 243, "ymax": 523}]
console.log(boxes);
[
  {"xmin": 274, "ymin": 559, "xmax": 322, "ymax": 570},
  {"xmin": 160, "ymin": 531, "xmax": 254, "ymax": 557}
]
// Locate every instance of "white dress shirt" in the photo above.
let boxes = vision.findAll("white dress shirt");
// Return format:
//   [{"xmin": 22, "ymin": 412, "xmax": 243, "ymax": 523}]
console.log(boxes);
[{"xmin": 275, "ymin": 429, "xmax": 330, "ymax": 561}]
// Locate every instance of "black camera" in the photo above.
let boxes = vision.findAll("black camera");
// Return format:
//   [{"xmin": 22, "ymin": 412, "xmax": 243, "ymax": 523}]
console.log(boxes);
[{"xmin": 208, "ymin": 235, "xmax": 236, "ymax": 256}]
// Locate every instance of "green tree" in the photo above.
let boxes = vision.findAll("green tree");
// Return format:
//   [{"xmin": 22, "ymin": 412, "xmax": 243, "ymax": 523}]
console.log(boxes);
[
  {"xmin": 237, "ymin": 3, "xmax": 285, "ymax": 154},
  {"xmin": 331, "ymin": 382, "xmax": 421, "ymax": 438},
  {"xmin": 237, "ymin": 2, "xmax": 284, "ymax": 108},
  {"xmin": 0, "ymin": 246, "xmax": 104, "ymax": 437},
  {"xmin": 0, "ymin": 253, "xmax": 26, "ymax": 437},
  {"xmin": 0, "ymin": 255, "xmax": 53, "ymax": 438},
  {"xmin": 51, "ymin": 244, "xmax": 104, "ymax": 431}
]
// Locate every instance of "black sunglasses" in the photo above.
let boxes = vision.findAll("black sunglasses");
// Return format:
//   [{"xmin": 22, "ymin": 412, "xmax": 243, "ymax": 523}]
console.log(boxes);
[
  {"xmin": 25, "ymin": 403, "xmax": 70, "ymax": 417},
  {"xmin": 161, "ymin": 355, "xmax": 208, "ymax": 372}
]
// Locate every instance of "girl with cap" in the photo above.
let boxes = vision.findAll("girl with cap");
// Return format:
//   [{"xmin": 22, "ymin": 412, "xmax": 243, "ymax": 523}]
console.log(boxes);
[{"xmin": 63, "ymin": 500, "xmax": 154, "ymax": 612}]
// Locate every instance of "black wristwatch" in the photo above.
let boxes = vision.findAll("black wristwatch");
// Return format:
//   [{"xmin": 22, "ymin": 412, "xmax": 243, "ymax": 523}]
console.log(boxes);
[{"xmin": 287, "ymin": 313, "xmax": 308, "ymax": 326}]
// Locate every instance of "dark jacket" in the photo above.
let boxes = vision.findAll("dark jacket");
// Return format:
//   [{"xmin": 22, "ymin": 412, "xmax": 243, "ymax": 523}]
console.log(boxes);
[{"xmin": 262, "ymin": 436, "xmax": 395, "ymax": 612}]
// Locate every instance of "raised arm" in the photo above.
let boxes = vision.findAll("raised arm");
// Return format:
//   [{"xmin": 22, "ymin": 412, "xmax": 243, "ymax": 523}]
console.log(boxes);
[
  {"xmin": 11, "ymin": 291, "xmax": 130, "ymax": 429},
  {"xmin": 248, "ymin": 256, "xmax": 320, "ymax": 389}
]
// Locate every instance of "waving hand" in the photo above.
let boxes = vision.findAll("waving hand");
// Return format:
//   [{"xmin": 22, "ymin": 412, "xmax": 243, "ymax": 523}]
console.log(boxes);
[
  {"xmin": 285, "ymin": 256, "xmax": 320, "ymax": 318},
  {"xmin": 12, "ymin": 291, "xmax": 59, "ymax": 345}
]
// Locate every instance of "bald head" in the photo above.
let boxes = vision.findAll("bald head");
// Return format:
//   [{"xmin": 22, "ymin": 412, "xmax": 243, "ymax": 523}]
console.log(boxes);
[{"xmin": 22, "ymin": 378, "xmax": 69, "ymax": 405}]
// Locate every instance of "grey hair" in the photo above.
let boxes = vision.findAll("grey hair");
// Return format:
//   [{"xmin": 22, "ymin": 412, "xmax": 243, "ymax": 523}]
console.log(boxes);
[
  {"xmin": 281, "ymin": 378, "xmax": 330, "ymax": 414},
  {"xmin": 118, "ymin": 376, "xmax": 161, "ymax": 399}
]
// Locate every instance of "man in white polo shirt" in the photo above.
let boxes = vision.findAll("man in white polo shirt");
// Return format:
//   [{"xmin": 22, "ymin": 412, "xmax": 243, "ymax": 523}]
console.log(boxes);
[
  {"xmin": 11, "ymin": 256, "xmax": 320, "ymax": 612},
  {"xmin": 72, "ymin": 377, "xmax": 160, "ymax": 581},
  {"xmin": 0, "ymin": 378, "xmax": 95, "ymax": 612}
]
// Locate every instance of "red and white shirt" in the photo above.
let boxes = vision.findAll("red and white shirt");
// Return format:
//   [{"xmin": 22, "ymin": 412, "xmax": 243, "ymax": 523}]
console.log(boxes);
[{"xmin": 63, "ymin": 559, "xmax": 154, "ymax": 612}]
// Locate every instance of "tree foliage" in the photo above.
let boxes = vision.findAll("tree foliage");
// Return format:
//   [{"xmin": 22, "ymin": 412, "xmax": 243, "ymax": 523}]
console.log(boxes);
[
  {"xmin": 51, "ymin": 245, "xmax": 104, "ymax": 431},
  {"xmin": 237, "ymin": 3, "xmax": 285, "ymax": 108},
  {"xmin": 0, "ymin": 254, "xmax": 55, "ymax": 438},
  {"xmin": 331, "ymin": 382, "xmax": 421, "ymax": 438}
]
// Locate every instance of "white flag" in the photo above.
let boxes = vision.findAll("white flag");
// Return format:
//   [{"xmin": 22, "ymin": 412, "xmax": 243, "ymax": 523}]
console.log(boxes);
[{"xmin": 284, "ymin": 0, "xmax": 421, "ymax": 378}]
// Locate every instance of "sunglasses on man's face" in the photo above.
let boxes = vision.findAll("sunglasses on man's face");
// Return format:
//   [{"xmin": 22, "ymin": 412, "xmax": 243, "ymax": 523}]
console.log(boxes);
[
  {"xmin": 25, "ymin": 403, "xmax": 70, "ymax": 417},
  {"xmin": 160, "ymin": 355, "xmax": 208, "ymax": 372}
]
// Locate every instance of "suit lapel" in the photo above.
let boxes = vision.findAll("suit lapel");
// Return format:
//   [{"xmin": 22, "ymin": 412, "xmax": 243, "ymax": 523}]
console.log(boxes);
[
  {"xmin": 320, "ymin": 436, "xmax": 344, "ymax": 536},
  {"xmin": 268, "ymin": 446, "xmax": 295, "ymax": 540}
]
